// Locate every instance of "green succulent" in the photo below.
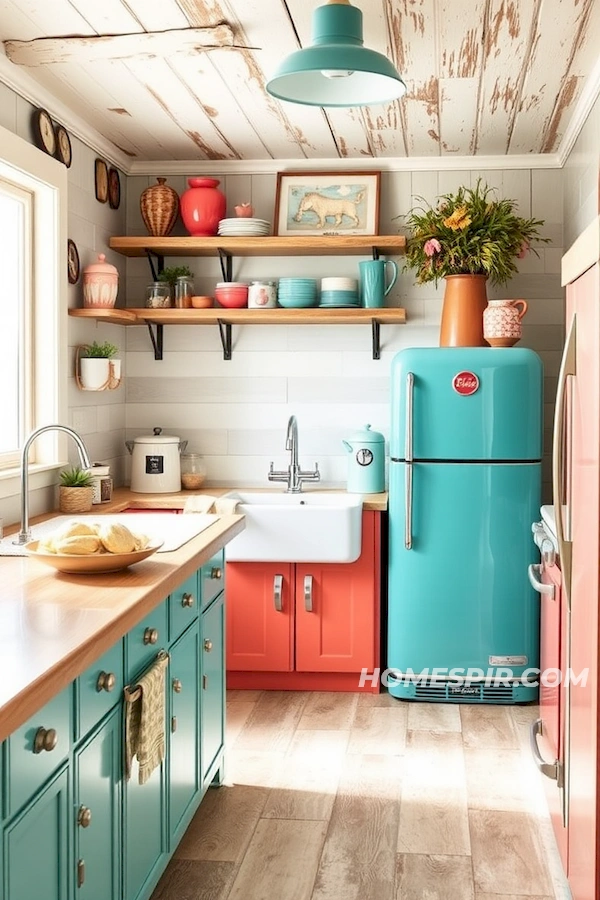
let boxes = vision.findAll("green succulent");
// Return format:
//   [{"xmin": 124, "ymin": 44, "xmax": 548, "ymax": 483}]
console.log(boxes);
[
  {"xmin": 59, "ymin": 466, "xmax": 94, "ymax": 487},
  {"xmin": 81, "ymin": 341, "xmax": 119, "ymax": 359},
  {"xmin": 157, "ymin": 265, "xmax": 193, "ymax": 289}
]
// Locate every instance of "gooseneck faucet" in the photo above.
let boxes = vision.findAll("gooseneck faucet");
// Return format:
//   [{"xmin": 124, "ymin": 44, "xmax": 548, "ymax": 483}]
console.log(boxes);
[
  {"xmin": 15, "ymin": 424, "xmax": 92, "ymax": 544},
  {"xmin": 268, "ymin": 415, "xmax": 320, "ymax": 493}
]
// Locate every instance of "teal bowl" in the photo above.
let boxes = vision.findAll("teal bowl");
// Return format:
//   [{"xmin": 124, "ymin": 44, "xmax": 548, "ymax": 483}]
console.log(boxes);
[{"xmin": 277, "ymin": 293, "xmax": 318, "ymax": 308}]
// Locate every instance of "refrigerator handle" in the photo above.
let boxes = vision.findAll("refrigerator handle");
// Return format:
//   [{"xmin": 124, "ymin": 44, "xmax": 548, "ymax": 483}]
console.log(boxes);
[
  {"xmin": 552, "ymin": 314, "xmax": 576, "ymax": 611},
  {"xmin": 404, "ymin": 372, "xmax": 414, "ymax": 550},
  {"xmin": 405, "ymin": 372, "xmax": 414, "ymax": 462}
]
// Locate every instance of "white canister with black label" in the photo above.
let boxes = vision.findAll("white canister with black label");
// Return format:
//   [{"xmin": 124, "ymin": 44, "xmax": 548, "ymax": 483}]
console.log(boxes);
[{"xmin": 248, "ymin": 281, "xmax": 277, "ymax": 309}]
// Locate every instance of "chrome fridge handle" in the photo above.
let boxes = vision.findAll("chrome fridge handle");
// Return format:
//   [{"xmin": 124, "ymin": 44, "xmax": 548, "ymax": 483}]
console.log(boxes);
[
  {"xmin": 552, "ymin": 314, "xmax": 576, "ymax": 611},
  {"xmin": 404, "ymin": 373, "xmax": 414, "ymax": 550}
]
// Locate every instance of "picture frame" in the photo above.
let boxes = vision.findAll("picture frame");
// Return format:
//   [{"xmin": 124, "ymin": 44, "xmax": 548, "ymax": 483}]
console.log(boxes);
[
  {"xmin": 55, "ymin": 123, "xmax": 72, "ymax": 168},
  {"xmin": 67, "ymin": 239, "xmax": 80, "ymax": 285},
  {"xmin": 32, "ymin": 107, "xmax": 56, "ymax": 157},
  {"xmin": 108, "ymin": 167, "xmax": 121, "ymax": 210},
  {"xmin": 94, "ymin": 158, "xmax": 108, "ymax": 203},
  {"xmin": 273, "ymin": 170, "xmax": 381, "ymax": 237}
]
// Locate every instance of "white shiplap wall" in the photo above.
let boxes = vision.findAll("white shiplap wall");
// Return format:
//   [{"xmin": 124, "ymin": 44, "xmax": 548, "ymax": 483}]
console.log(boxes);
[
  {"xmin": 563, "ymin": 92, "xmax": 600, "ymax": 252},
  {"xmin": 0, "ymin": 80, "xmax": 127, "ymax": 527},
  {"xmin": 125, "ymin": 169, "xmax": 564, "ymax": 498}
]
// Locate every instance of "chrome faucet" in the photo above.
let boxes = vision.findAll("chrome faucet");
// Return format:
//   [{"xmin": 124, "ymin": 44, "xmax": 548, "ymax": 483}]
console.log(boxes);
[
  {"xmin": 15, "ymin": 424, "xmax": 92, "ymax": 544},
  {"xmin": 268, "ymin": 415, "xmax": 320, "ymax": 493}
]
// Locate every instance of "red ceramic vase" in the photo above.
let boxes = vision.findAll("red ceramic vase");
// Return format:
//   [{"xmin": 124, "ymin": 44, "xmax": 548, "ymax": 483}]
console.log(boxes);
[{"xmin": 180, "ymin": 177, "xmax": 226, "ymax": 237}]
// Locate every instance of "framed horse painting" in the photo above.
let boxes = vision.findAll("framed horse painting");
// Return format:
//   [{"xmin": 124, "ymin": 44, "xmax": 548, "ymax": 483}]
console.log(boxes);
[{"xmin": 273, "ymin": 171, "xmax": 380, "ymax": 236}]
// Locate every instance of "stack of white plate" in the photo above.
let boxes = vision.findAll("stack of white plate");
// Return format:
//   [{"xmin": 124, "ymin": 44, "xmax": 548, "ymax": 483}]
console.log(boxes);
[
  {"xmin": 321, "ymin": 277, "xmax": 357, "ymax": 292},
  {"xmin": 218, "ymin": 218, "xmax": 271, "ymax": 237}
]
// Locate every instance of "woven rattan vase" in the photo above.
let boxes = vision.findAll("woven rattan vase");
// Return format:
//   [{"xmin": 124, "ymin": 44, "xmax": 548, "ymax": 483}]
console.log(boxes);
[
  {"xmin": 59, "ymin": 486, "xmax": 94, "ymax": 514},
  {"xmin": 140, "ymin": 177, "xmax": 179, "ymax": 237}
]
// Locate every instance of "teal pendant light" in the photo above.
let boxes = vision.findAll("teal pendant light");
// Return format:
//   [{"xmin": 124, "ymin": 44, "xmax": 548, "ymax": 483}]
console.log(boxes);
[{"xmin": 266, "ymin": 0, "xmax": 406, "ymax": 108}]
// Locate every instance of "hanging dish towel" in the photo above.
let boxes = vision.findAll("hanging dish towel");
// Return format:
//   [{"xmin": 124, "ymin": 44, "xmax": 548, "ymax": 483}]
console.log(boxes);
[{"xmin": 124, "ymin": 650, "xmax": 169, "ymax": 785}]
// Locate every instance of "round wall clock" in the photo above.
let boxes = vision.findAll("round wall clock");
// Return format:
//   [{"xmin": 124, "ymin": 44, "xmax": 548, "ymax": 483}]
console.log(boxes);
[
  {"xmin": 55, "ymin": 124, "xmax": 72, "ymax": 167},
  {"xmin": 32, "ymin": 108, "xmax": 56, "ymax": 157}
]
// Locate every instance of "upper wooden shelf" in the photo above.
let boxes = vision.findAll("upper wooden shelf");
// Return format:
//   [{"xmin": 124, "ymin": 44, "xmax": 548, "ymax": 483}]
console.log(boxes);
[
  {"xmin": 68, "ymin": 307, "xmax": 406, "ymax": 326},
  {"xmin": 108, "ymin": 234, "xmax": 405, "ymax": 258}
]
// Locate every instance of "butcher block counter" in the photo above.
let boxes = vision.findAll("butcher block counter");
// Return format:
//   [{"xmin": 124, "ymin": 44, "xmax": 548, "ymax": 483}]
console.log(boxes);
[{"xmin": 0, "ymin": 491, "xmax": 245, "ymax": 743}]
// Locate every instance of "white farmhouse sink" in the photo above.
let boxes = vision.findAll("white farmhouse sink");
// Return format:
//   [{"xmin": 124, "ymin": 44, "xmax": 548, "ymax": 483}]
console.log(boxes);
[{"xmin": 224, "ymin": 491, "xmax": 363, "ymax": 562}]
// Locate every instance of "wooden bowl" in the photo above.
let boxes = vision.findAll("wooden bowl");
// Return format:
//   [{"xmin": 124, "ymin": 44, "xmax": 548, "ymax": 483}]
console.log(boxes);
[{"xmin": 190, "ymin": 295, "xmax": 213, "ymax": 308}]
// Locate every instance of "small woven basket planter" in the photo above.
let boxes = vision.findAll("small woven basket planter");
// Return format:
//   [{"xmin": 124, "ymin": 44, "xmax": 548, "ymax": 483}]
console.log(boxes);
[{"xmin": 59, "ymin": 486, "xmax": 94, "ymax": 514}]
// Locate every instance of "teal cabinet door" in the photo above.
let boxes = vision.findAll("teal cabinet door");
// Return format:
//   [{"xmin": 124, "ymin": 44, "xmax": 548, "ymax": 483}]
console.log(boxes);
[
  {"xmin": 4, "ymin": 767, "xmax": 69, "ymax": 900},
  {"xmin": 75, "ymin": 708, "xmax": 121, "ymax": 900},
  {"xmin": 126, "ymin": 600, "xmax": 169, "ymax": 682},
  {"xmin": 168, "ymin": 625, "xmax": 200, "ymax": 846},
  {"xmin": 201, "ymin": 593, "xmax": 225, "ymax": 784},
  {"xmin": 169, "ymin": 571, "xmax": 199, "ymax": 644},
  {"xmin": 76, "ymin": 641, "xmax": 124, "ymax": 741},
  {"xmin": 201, "ymin": 551, "xmax": 225, "ymax": 611},
  {"xmin": 124, "ymin": 703, "xmax": 167, "ymax": 900}
]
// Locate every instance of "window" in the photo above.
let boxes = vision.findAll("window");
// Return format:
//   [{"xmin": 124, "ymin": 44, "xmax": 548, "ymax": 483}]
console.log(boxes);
[
  {"xmin": 0, "ymin": 122, "xmax": 67, "ymax": 497},
  {"xmin": 0, "ymin": 179, "xmax": 33, "ymax": 466}
]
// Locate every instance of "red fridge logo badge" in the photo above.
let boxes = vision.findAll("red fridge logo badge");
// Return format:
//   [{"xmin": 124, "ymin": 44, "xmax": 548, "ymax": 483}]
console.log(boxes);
[{"xmin": 452, "ymin": 371, "xmax": 479, "ymax": 395}]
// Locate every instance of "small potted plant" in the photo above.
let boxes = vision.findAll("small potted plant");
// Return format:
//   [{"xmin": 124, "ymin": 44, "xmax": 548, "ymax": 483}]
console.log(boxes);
[
  {"xmin": 158, "ymin": 265, "xmax": 194, "ymax": 304},
  {"xmin": 58, "ymin": 466, "xmax": 95, "ymax": 513},
  {"xmin": 78, "ymin": 341, "xmax": 120, "ymax": 391}
]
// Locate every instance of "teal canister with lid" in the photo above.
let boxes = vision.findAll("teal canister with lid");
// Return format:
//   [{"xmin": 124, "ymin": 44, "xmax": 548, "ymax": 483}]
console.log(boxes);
[{"xmin": 342, "ymin": 424, "xmax": 386, "ymax": 493}]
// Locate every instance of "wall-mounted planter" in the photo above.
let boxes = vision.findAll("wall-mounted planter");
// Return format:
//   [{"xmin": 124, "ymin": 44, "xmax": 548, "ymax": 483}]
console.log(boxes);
[{"xmin": 76, "ymin": 347, "xmax": 122, "ymax": 391}]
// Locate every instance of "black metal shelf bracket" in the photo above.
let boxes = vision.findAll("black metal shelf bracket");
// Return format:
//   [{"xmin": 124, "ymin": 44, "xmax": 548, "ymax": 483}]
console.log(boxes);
[
  {"xmin": 147, "ymin": 322, "xmax": 164, "ymax": 360},
  {"xmin": 372, "ymin": 247, "xmax": 380, "ymax": 261},
  {"xmin": 217, "ymin": 319, "xmax": 232, "ymax": 360},
  {"xmin": 217, "ymin": 248, "xmax": 233, "ymax": 282},
  {"xmin": 372, "ymin": 319, "xmax": 381, "ymax": 360},
  {"xmin": 145, "ymin": 249, "xmax": 165, "ymax": 281}
]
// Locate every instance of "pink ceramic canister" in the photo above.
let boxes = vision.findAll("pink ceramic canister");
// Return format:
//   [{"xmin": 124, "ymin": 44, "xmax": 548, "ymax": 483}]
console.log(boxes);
[
  {"xmin": 180, "ymin": 177, "xmax": 226, "ymax": 236},
  {"xmin": 483, "ymin": 298, "xmax": 528, "ymax": 347},
  {"xmin": 82, "ymin": 253, "xmax": 119, "ymax": 309}
]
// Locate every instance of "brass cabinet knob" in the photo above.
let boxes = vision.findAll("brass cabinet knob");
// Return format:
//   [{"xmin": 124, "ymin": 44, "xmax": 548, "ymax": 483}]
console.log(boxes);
[
  {"xmin": 172, "ymin": 678, "xmax": 182, "ymax": 693},
  {"xmin": 143, "ymin": 627, "xmax": 159, "ymax": 645},
  {"xmin": 96, "ymin": 671, "xmax": 116, "ymax": 693},
  {"xmin": 181, "ymin": 592, "xmax": 195, "ymax": 608},
  {"xmin": 210, "ymin": 567, "xmax": 222, "ymax": 580},
  {"xmin": 78, "ymin": 806, "xmax": 92, "ymax": 828},
  {"xmin": 33, "ymin": 727, "xmax": 58, "ymax": 754},
  {"xmin": 203, "ymin": 639, "xmax": 213, "ymax": 652}
]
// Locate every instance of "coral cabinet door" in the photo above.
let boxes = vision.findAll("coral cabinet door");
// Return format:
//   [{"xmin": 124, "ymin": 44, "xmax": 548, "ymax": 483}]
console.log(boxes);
[
  {"xmin": 295, "ymin": 511, "xmax": 379, "ymax": 673},
  {"xmin": 226, "ymin": 562, "xmax": 294, "ymax": 671}
]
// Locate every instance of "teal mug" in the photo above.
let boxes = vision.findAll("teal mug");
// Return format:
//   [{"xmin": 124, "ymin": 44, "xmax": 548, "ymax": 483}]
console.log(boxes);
[{"xmin": 359, "ymin": 259, "xmax": 398, "ymax": 308}]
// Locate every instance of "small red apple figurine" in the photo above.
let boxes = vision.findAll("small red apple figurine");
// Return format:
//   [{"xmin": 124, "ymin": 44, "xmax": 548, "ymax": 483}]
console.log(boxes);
[{"xmin": 234, "ymin": 202, "xmax": 254, "ymax": 218}]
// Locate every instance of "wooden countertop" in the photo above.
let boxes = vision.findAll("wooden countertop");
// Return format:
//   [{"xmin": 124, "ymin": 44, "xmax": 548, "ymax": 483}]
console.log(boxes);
[{"xmin": 0, "ymin": 486, "xmax": 386, "ymax": 742}]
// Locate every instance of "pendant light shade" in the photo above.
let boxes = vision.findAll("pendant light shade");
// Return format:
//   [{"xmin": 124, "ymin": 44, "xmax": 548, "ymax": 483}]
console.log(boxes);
[{"xmin": 266, "ymin": 0, "xmax": 406, "ymax": 108}]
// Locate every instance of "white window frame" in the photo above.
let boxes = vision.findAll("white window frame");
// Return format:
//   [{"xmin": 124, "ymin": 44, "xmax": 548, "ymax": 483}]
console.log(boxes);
[{"xmin": 0, "ymin": 121, "xmax": 68, "ymax": 501}]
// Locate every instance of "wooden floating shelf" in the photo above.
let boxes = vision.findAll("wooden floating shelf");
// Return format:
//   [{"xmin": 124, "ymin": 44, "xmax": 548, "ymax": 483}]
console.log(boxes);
[
  {"xmin": 109, "ymin": 234, "xmax": 406, "ymax": 258},
  {"xmin": 69, "ymin": 307, "xmax": 406, "ymax": 326}
]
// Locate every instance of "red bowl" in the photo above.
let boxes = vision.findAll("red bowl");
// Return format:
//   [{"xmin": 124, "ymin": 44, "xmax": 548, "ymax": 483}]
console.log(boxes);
[{"xmin": 215, "ymin": 285, "xmax": 248, "ymax": 308}]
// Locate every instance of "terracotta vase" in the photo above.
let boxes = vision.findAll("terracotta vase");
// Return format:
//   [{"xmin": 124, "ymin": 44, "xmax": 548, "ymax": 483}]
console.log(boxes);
[
  {"xmin": 140, "ymin": 178, "xmax": 179, "ymax": 237},
  {"xmin": 439, "ymin": 274, "xmax": 488, "ymax": 347},
  {"xmin": 180, "ymin": 177, "xmax": 226, "ymax": 237}
]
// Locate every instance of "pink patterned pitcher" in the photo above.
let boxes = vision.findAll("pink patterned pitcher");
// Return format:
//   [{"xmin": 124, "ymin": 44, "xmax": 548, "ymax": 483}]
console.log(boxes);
[{"xmin": 483, "ymin": 299, "xmax": 528, "ymax": 347}]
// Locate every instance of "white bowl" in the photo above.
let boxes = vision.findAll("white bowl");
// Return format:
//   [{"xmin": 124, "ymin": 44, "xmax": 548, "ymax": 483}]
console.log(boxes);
[{"xmin": 321, "ymin": 277, "xmax": 357, "ymax": 290}]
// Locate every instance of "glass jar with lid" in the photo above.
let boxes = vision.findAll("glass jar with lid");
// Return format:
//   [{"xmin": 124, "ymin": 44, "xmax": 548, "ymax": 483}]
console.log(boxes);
[
  {"xmin": 180, "ymin": 452, "xmax": 207, "ymax": 490},
  {"xmin": 175, "ymin": 275, "xmax": 194, "ymax": 309},
  {"xmin": 146, "ymin": 281, "xmax": 171, "ymax": 308},
  {"xmin": 248, "ymin": 280, "xmax": 277, "ymax": 309}
]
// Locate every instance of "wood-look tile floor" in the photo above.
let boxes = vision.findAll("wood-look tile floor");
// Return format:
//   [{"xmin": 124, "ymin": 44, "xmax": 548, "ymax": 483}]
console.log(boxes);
[{"xmin": 151, "ymin": 691, "xmax": 572, "ymax": 900}]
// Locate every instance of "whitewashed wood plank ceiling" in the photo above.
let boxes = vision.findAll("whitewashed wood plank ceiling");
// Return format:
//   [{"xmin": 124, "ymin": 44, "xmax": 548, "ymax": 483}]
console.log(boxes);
[{"xmin": 0, "ymin": 0, "xmax": 597, "ymax": 162}]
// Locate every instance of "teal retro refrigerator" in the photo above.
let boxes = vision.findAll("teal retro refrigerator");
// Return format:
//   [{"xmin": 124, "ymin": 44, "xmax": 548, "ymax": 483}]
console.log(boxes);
[{"xmin": 387, "ymin": 347, "xmax": 542, "ymax": 703}]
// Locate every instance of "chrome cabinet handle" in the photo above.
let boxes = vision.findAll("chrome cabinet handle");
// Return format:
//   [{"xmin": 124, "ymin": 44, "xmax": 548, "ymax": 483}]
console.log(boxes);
[
  {"xmin": 211, "ymin": 567, "xmax": 222, "ymax": 580},
  {"xmin": 530, "ymin": 718, "xmax": 562, "ymax": 785},
  {"xmin": 304, "ymin": 575, "xmax": 313, "ymax": 612},
  {"xmin": 96, "ymin": 671, "xmax": 116, "ymax": 692},
  {"xmin": 203, "ymin": 639, "xmax": 213, "ymax": 652},
  {"xmin": 33, "ymin": 727, "xmax": 57, "ymax": 753},
  {"xmin": 552, "ymin": 314, "xmax": 575, "ymax": 610},
  {"xmin": 404, "ymin": 372, "xmax": 414, "ymax": 550},
  {"xmin": 172, "ymin": 678, "xmax": 182, "ymax": 693},
  {"xmin": 143, "ymin": 627, "xmax": 158, "ymax": 645},
  {"xmin": 78, "ymin": 806, "xmax": 92, "ymax": 828},
  {"xmin": 273, "ymin": 574, "xmax": 283, "ymax": 612},
  {"xmin": 181, "ymin": 592, "xmax": 194, "ymax": 608},
  {"xmin": 527, "ymin": 564, "xmax": 555, "ymax": 598}
]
